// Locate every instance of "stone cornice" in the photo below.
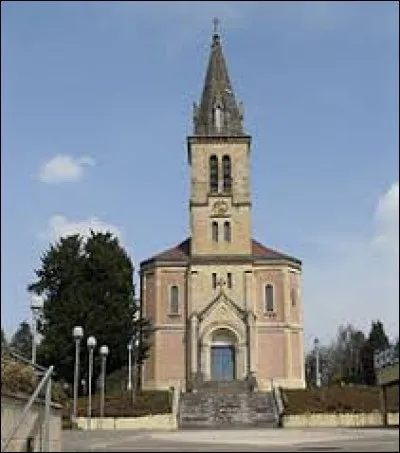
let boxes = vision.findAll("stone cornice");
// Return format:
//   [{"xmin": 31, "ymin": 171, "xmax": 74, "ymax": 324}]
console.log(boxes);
[
  {"xmin": 153, "ymin": 324, "xmax": 185, "ymax": 330},
  {"xmin": 187, "ymin": 135, "xmax": 251, "ymax": 165},
  {"xmin": 256, "ymin": 322, "xmax": 303, "ymax": 330},
  {"xmin": 140, "ymin": 256, "xmax": 302, "ymax": 271}
]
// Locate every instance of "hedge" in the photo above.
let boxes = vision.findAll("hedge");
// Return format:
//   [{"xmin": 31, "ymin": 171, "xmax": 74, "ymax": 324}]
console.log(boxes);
[
  {"xmin": 62, "ymin": 390, "xmax": 172, "ymax": 419},
  {"xmin": 282, "ymin": 385, "xmax": 399, "ymax": 415}
]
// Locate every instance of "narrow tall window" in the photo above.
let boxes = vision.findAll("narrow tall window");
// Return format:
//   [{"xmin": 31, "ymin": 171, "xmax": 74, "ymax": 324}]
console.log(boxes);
[
  {"xmin": 212, "ymin": 222, "xmax": 218, "ymax": 242},
  {"xmin": 265, "ymin": 284, "xmax": 274, "ymax": 312},
  {"xmin": 170, "ymin": 285, "xmax": 179, "ymax": 314},
  {"xmin": 224, "ymin": 221, "xmax": 231, "ymax": 242},
  {"xmin": 290, "ymin": 273, "xmax": 297, "ymax": 307},
  {"xmin": 227, "ymin": 273, "xmax": 232, "ymax": 289},
  {"xmin": 212, "ymin": 273, "xmax": 217, "ymax": 290},
  {"xmin": 222, "ymin": 155, "xmax": 232, "ymax": 192},
  {"xmin": 214, "ymin": 105, "xmax": 223, "ymax": 132},
  {"xmin": 209, "ymin": 155, "xmax": 218, "ymax": 193},
  {"xmin": 290, "ymin": 287, "xmax": 297, "ymax": 307}
]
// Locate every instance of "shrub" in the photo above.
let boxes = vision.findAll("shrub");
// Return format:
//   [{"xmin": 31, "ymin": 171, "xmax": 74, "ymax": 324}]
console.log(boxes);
[{"xmin": 1, "ymin": 352, "xmax": 67, "ymax": 404}]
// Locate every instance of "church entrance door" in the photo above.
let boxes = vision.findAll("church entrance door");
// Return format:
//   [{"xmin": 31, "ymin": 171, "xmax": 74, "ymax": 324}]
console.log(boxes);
[{"xmin": 211, "ymin": 345, "xmax": 235, "ymax": 381}]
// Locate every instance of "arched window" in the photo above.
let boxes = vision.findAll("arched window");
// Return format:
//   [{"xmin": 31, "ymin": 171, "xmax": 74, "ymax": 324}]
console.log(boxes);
[
  {"xmin": 212, "ymin": 222, "xmax": 218, "ymax": 242},
  {"xmin": 224, "ymin": 221, "xmax": 231, "ymax": 242},
  {"xmin": 170, "ymin": 285, "xmax": 179, "ymax": 314},
  {"xmin": 209, "ymin": 155, "xmax": 218, "ymax": 193},
  {"xmin": 265, "ymin": 284, "xmax": 274, "ymax": 312},
  {"xmin": 222, "ymin": 155, "xmax": 232, "ymax": 192}
]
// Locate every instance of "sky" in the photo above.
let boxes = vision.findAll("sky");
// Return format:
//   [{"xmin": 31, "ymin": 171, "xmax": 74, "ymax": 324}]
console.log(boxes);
[{"xmin": 1, "ymin": 1, "xmax": 399, "ymax": 350}]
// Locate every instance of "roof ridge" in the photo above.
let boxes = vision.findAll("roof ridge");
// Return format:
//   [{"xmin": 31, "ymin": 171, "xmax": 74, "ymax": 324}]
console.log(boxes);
[{"xmin": 140, "ymin": 237, "xmax": 301, "ymax": 266}]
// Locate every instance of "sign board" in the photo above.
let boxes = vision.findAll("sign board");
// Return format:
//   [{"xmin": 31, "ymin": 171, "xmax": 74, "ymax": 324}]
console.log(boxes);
[
  {"xmin": 373, "ymin": 345, "xmax": 399, "ymax": 370},
  {"xmin": 374, "ymin": 345, "xmax": 399, "ymax": 386}
]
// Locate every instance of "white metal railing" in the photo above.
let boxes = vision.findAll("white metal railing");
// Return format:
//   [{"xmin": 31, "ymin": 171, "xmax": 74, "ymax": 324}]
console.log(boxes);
[
  {"xmin": 270, "ymin": 382, "xmax": 284, "ymax": 427},
  {"xmin": 1, "ymin": 365, "xmax": 54, "ymax": 452}
]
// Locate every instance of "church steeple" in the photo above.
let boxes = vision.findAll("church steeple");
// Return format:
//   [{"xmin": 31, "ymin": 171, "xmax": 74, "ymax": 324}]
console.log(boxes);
[{"xmin": 193, "ymin": 21, "xmax": 244, "ymax": 136}]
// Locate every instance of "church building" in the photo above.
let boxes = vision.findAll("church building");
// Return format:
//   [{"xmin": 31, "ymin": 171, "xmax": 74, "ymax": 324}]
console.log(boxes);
[{"xmin": 140, "ymin": 28, "xmax": 305, "ymax": 391}]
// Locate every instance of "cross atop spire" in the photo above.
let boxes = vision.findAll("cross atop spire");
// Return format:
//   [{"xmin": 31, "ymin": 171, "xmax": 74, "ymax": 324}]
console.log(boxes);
[
  {"xmin": 213, "ymin": 17, "xmax": 220, "ymax": 36},
  {"xmin": 192, "ymin": 24, "xmax": 245, "ymax": 136}
]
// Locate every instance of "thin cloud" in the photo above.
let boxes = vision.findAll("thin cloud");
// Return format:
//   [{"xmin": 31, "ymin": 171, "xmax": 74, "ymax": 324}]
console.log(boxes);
[
  {"xmin": 373, "ymin": 181, "xmax": 399, "ymax": 252},
  {"xmin": 42, "ymin": 215, "xmax": 122, "ymax": 243},
  {"xmin": 38, "ymin": 154, "xmax": 95, "ymax": 184},
  {"xmin": 303, "ymin": 181, "xmax": 399, "ymax": 349}
]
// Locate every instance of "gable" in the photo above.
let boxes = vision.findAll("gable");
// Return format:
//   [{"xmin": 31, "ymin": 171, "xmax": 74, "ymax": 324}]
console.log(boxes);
[{"xmin": 198, "ymin": 290, "xmax": 246, "ymax": 323}]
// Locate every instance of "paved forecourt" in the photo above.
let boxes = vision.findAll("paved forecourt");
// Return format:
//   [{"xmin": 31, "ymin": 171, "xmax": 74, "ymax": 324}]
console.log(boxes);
[{"xmin": 62, "ymin": 427, "xmax": 399, "ymax": 452}]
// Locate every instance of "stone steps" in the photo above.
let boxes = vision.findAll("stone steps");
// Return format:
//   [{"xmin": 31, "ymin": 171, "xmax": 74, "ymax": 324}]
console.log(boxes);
[{"xmin": 178, "ymin": 386, "xmax": 278, "ymax": 429}]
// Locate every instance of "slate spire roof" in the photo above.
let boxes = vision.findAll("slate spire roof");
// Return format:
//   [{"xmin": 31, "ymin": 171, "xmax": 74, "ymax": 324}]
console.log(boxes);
[{"xmin": 193, "ymin": 23, "xmax": 244, "ymax": 136}]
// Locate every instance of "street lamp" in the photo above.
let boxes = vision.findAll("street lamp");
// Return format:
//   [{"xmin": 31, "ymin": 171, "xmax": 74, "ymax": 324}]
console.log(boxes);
[
  {"xmin": 72, "ymin": 326, "xmax": 84, "ymax": 423},
  {"xmin": 86, "ymin": 335, "xmax": 97, "ymax": 429},
  {"xmin": 129, "ymin": 309, "xmax": 140, "ymax": 392},
  {"xmin": 99, "ymin": 345, "xmax": 109, "ymax": 419},
  {"xmin": 127, "ymin": 342, "xmax": 133, "ymax": 391},
  {"xmin": 30, "ymin": 294, "xmax": 43, "ymax": 365},
  {"xmin": 127, "ymin": 311, "xmax": 140, "ymax": 392},
  {"xmin": 81, "ymin": 379, "xmax": 87, "ymax": 396},
  {"xmin": 314, "ymin": 337, "xmax": 321, "ymax": 388},
  {"xmin": 131, "ymin": 337, "xmax": 140, "ymax": 404}
]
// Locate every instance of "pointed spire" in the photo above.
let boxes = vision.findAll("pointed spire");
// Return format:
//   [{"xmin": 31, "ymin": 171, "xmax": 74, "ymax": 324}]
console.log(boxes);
[{"xmin": 193, "ymin": 21, "xmax": 244, "ymax": 136}]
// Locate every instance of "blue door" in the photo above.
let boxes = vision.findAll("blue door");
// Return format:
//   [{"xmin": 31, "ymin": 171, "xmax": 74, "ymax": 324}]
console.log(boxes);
[{"xmin": 211, "ymin": 346, "xmax": 235, "ymax": 381}]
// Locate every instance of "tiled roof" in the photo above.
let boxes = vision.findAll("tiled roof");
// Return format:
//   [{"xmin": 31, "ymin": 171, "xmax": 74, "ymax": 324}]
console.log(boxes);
[
  {"xmin": 149, "ymin": 239, "xmax": 190, "ymax": 262},
  {"xmin": 140, "ymin": 237, "xmax": 301, "ymax": 266},
  {"xmin": 251, "ymin": 239, "xmax": 301, "ymax": 263}
]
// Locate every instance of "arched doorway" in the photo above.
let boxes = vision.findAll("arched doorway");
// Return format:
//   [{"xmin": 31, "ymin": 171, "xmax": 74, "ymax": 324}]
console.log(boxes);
[{"xmin": 210, "ymin": 328, "xmax": 237, "ymax": 381}]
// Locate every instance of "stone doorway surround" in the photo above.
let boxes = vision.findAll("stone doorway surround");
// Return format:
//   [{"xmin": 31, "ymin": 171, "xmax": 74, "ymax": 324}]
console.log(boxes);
[
  {"xmin": 210, "ymin": 328, "xmax": 237, "ymax": 381},
  {"xmin": 198, "ymin": 324, "xmax": 248, "ymax": 381}
]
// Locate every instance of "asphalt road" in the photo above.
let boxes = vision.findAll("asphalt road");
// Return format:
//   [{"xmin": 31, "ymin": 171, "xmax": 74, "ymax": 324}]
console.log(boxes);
[{"xmin": 62, "ymin": 427, "xmax": 399, "ymax": 452}]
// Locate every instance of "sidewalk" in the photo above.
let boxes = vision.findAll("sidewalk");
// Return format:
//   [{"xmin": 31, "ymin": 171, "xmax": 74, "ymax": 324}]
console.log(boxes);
[{"xmin": 148, "ymin": 427, "xmax": 400, "ymax": 446}]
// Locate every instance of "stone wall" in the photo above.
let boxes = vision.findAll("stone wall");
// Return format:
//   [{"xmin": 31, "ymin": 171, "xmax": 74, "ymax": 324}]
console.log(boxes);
[
  {"xmin": 1, "ymin": 391, "xmax": 62, "ymax": 452},
  {"xmin": 75, "ymin": 414, "xmax": 177, "ymax": 431},
  {"xmin": 282, "ymin": 412, "xmax": 399, "ymax": 428},
  {"xmin": 75, "ymin": 411, "xmax": 399, "ymax": 431}
]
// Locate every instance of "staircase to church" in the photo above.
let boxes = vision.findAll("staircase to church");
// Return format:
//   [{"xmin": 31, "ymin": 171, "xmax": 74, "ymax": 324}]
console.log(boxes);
[{"xmin": 178, "ymin": 380, "xmax": 279, "ymax": 429}]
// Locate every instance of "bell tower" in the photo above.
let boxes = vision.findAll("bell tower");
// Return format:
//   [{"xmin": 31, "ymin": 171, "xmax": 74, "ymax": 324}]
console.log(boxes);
[{"xmin": 188, "ymin": 23, "xmax": 252, "ymax": 257}]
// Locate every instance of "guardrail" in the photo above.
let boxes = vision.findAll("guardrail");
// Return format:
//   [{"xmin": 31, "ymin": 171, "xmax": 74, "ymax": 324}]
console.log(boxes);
[
  {"xmin": 270, "ymin": 380, "xmax": 285, "ymax": 427},
  {"xmin": 374, "ymin": 345, "xmax": 399, "ymax": 370}
]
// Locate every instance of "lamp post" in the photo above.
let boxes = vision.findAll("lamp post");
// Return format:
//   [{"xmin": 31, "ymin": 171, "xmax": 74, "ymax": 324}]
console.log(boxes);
[
  {"xmin": 314, "ymin": 337, "xmax": 321, "ymax": 388},
  {"xmin": 72, "ymin": 326, "xmax": 84, "ymax": 423},
  {"xmin": 127, "ymin": 342, "xmax": 133, "ymax": 391},
  {"xmin": 30, "ymin": 294, "xmax": 43, "ymax": 365},
  {"xmin": 86, "ymin": 335, "xmax": 96, "ymax": 430},
  {"xmin": 132, "ymin": 336, "xmax": 139, "ymax": 404},
  {"xmin": 99, "ymin": 345, "xmax": 109, "ymax": 419}
]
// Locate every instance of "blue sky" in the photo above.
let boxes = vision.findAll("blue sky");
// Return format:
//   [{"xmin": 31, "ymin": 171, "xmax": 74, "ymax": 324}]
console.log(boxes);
[{"xmin": 2, "ymin": 1, "xmax": 399, "ymax": 349}]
